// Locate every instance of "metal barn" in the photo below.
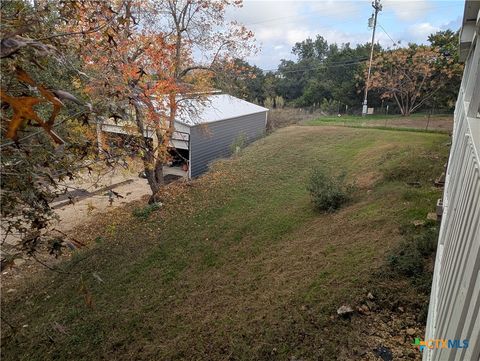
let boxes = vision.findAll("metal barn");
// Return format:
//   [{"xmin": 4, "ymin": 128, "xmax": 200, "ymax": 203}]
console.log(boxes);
[
  {"xmin": 101, "ymin": 94, "xmax": 268, "ymax": 179},
  {"xmin": 173, "ymin": 94, "xmax": 268, "ymax": 178}
]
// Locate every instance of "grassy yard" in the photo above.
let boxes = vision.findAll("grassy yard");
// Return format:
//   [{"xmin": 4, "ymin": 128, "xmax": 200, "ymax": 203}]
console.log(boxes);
[
  {"xmin": 1, "ymin": 126, "xmax": 450, "ymax": 360},
  {"xmin": 305, "ymin": 113, "xmax": 453, "ymax": 133}
]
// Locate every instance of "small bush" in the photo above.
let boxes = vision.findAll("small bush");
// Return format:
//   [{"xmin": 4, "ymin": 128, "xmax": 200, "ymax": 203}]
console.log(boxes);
[
  {"xmin": 133, "ymin": 203, "xmax": 161, "ymax": 220},
  {"xmin": 275, "ymin": 96, "xmax": 285, "ymax": 108},
  {"xmin": 388, "ymin": 247, "xmax": 424, "ymax": 277},
  {"xmin": 388, "ymin": 224, "xmax": 438, "ymax": 283},
  {"xmin": 230, "ymin": 132, "xmax": 247, "ymax": 155},
  {"xmin": 319, "ymin": 98, "xmax": 341, "ymax": 115},
  {"xmin": 307, "ymin": 168, "xmax": 353, "ymax": 212},
  {"xmin": 264, "ymin": 97, "xmax": 274, "ymax": 109},
  {"xmin": 414, "ymin": 226, "xmax": 438, "ymax": 256}
]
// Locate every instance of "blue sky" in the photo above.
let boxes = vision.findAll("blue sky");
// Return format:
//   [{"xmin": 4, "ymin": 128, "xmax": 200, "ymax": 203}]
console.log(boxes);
[{"xmin": 227, "ymin": 0, "xmax": 464, "ymax": 70}]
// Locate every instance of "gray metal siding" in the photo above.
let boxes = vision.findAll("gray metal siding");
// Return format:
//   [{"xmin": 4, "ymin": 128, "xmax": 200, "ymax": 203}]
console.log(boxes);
[{"xmin": 189, "ymin": 111, "xmax": 266, "ymax": 178}]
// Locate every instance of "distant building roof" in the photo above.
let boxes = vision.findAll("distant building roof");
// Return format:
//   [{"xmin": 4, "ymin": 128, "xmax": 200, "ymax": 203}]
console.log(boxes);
[{"xmin": 176, "ymin": 94, "xmax": 268, "ymax": 126}]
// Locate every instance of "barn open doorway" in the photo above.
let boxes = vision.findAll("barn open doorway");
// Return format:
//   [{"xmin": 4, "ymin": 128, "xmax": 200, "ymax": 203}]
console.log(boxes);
[{"xmin": 164, "ymin": 147, "xmax": 188, "ymax": 181}]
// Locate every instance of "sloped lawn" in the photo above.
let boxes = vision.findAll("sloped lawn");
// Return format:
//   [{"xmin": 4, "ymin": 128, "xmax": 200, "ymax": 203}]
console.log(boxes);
[{"xmin": 1, "ymin": 126, "xmax": 449, "ymax": 360}]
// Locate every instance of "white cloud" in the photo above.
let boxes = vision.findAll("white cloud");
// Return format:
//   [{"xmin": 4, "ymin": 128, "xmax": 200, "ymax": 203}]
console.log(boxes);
[
  {"xmin": 408, "ymin": 22, "xmax": 440, "ymax": 40},
  {"xmin": 286, "ymin": 28, "xmax": 315, "ymax": 45},
  {"xmin": 308, "ymin": 1, "xmax": 362, "ymax": 19},
  {"xmin": 256, "ymin": 24, "xmax": 371, "ymax": 52},
  {"xmin": 319, "ymin": 29, "xmax": 368, "ymax": 45},
  {"xmin": 255, "ymin": 27, "xmax": 285, "ymax": 42},
  {"xmin": 227, "ymin": 0, "xmax": 380, "ymax": 68},
  {"xmin": 253, "ymin": 23, "xmax": 379, "ymax": 68},
  {"xmin": 229, "ymin": 0, "xmax": 303, "ymax": 27},
  {"xmin": 223, "ymin": 0, "xmax": 463, "ymax": 69},
  {"xmin": 440, "ymin": 16, "xmax": 462, "ymax": 31},
  {"xmin": 382, "ymin": 0, "xmax": 433, "ymax": 21}
]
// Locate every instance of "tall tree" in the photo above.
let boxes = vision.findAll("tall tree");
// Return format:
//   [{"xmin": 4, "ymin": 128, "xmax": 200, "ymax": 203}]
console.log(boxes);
[
  {"xmin": 276, "ymin": 36, "xmax": 377, "ymax": 108},
  {"xmin": 83, "ymin": 0, "xmax": 254, "ymax": 202},
  {"xmin": 1, "ymin": 0, "xmax": 255, "ymax": 261},
  {"xmin": 76, "ymin": 1, "xmax": 178, "ymax": 201},
  {"xmin": 427, "ymin": 30, "xmax": 463, "ymax": 110},
  {"xmin": 63, "ymin": 0, "xmax": 254, "ymax": 204},
  {"xmin": 367, "ymin": 43, "xmax": 463, "ymax": 116},
  {"xmin": 214, "ymin": 59, "xmax": 266, "ymax": 104}
]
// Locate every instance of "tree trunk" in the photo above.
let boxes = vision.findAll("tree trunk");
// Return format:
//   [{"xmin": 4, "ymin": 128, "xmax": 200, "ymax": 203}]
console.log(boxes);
[
  {"xmin": 133, "ymin": 103, "xmax": 163, "ymax": 203},
  {"xmin": 393, "ymin": 93, "xmax": 406, "ymax": 116},
  {"xmin": 96, "ymin": 116, "xmax": 105, "ymax": 156}
]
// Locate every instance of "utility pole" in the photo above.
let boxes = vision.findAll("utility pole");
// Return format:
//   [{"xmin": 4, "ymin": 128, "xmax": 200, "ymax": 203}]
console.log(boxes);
[{"xmin": 362, "ymin": 0, "xmax": 382, "ymax": 117}]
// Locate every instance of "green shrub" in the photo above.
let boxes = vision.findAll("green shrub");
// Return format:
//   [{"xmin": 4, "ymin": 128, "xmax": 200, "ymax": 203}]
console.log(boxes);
[
  {"xmin": 133, "ymin": 203, "xmax": 161, "ymax": 220},
  {"xmin": 307, "ymin": 168, "xmax": 353, "ymax": 212},
  {"xmin": 264, "ymin": 97, "xmax": 274, "ymax": 109},
  {"xmin": 388, "ymin": 247, "xmax": 424, "ymax": 277},
  {"xmin": 319, "ymin": 98, "xmax": 341, "ymax": 115},
  {"xmin": 230, "ymin": 132, "xmax": 247, "ymax": 155},
  {"xmin": 275, "ymin": 96, "xmax": 285, "ymax": 108},
  {"xmin": 388, "ymin": 224, "xmax": 438, "ymax": 282},
  {"xmin": 414, "ymin": 226, "xmax": 438, "ymax": 256}
]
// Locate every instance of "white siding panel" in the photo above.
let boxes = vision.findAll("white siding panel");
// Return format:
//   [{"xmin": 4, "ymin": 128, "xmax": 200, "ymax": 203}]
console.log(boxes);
[{"xmin": 423, "ymin": 3, "xmax": 480, "ymax": 360}]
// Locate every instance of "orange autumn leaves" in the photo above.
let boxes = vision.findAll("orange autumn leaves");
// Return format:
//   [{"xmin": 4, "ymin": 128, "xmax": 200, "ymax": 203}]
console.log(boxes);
[
  {"xmin": 1, "ymin": 68, "xmax": 64, "ymax": 144},
  {"xmin": 2, "ymin": 1, "xmax": 254, "ymax": 144},
  {"xmin": 366, "ymin": 45, "xmax": 463, "ymax": 116}
]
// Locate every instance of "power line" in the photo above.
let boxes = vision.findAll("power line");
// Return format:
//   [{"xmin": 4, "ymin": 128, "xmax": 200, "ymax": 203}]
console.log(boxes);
[
  {"xmin": 261, "ymin": 44, "xmax": 444, "ymax": 75},
  {"xmin": 260, "ymin": 58, "xmax": 369, "ymax": 74},
  {"xmin": 378, "ymin": 23, "xmax": 398, "ymax": 47}
]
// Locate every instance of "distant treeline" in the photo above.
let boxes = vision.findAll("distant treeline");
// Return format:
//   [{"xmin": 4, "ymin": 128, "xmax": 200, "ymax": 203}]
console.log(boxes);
[{"xmin": 218, "ymin": 30, "xmax": 462, "ymax": 115}]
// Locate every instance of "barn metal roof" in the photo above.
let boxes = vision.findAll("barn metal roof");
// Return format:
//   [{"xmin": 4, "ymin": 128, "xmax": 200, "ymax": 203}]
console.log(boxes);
[{"xmin": 175, "ymin": 94, "xmax": 268, "ymax": 126}]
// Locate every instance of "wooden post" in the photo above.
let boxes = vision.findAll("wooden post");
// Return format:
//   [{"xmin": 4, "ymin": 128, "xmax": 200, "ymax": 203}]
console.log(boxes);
[{"xmin": 426, "ymin": 109, "xmax": 431, "ymax": 131}]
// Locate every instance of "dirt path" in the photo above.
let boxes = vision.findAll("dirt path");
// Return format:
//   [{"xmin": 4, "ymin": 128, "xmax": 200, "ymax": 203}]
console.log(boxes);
[
  {"xmin": 50, "ymin": 171, "xmax": 151, "ymax": 234},
  {"xmin": 314, "ymin": 115, "xmax": 454, "ymax": 132},
  {"xmin": 368, "ymin": 116, "xmax": 453, "ymax": 131},
  {"xmin": 1, "ymin": 165, "xmax": 186, "ymax": 288}
]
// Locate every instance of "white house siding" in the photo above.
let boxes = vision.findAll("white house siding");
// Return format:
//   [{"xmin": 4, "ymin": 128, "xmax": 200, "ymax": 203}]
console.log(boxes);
[{"xmin": 423, "ymin": 2, "xmax": 480, "ymax": 360}]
